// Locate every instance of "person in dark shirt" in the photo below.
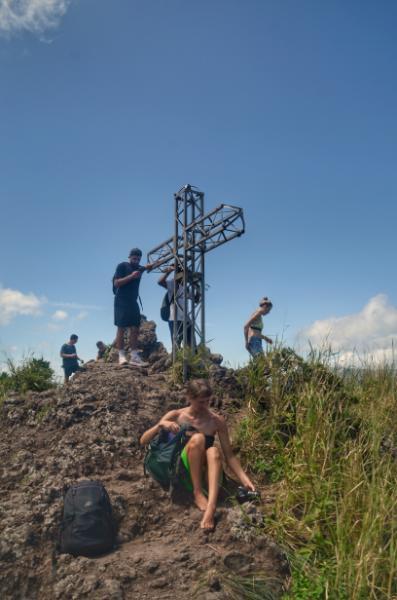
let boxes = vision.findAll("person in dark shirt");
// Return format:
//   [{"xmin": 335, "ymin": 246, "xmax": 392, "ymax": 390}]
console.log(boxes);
[
  {"xmin": 96, "ymin": 341, "xmax": 109, "ymax": 360},
  {"xmin": 60, "ymin": 334, "xmax": 84, "ymax": 382},
  {"xmin": 157, "ymin": 266, "xmax": 194, "ymax": 348},
  {"xmin": 113, "ymin": 247, "xmax": 153, "ymax": 366}
]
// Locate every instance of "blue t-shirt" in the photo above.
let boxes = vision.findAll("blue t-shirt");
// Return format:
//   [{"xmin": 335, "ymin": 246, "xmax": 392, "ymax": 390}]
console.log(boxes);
[
  {"xmin": 61, "ymin": 344, "xmax": 78, "ymax": 369},
  {"xmin": 113, "ymin": 262, "xmax": 144, "ymax": 304}
]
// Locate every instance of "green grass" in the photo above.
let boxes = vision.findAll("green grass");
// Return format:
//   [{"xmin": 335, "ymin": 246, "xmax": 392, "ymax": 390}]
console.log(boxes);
[
  {"xmin": 235, "ymin": 348, "xmax": 397, "ymax": 599},
  {"xmin": 170, "ymin": 344, "xmax": 212, "ymax": 383}
]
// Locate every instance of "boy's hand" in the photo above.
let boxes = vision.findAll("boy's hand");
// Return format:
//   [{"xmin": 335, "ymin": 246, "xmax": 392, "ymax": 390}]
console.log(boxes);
[
  {"xmin": 159, "ymin": 420, "xmax": 180, "ymax": 434},
  {"xmin": 242, "ymin": 478, "xmax": 256, "ymax": 491}
]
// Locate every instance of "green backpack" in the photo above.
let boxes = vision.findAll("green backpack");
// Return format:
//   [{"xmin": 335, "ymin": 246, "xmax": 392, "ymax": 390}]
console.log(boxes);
[{"xmin": 144, "ymin": 427, "xmax": 188, "ymax": 490}]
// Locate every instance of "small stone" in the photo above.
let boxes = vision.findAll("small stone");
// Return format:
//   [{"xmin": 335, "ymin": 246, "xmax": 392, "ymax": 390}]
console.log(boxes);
[
  {"xmin": 149, "ymin": 577, "xmax": 167, "ymax": 589},
  {"xmin": 223, "ymin": 552, "xmax": 253, "ymax": 572},
  {"xmin": 146, "ymin": 560, "xmax": 160, "ymax": 573},
  {"xmin": 121, "ymin": 569, "xmax": 137, "ymax": 583},
  {"xmin": 116, "ymin": 470, "xmax": 134, "ymax": 481},
  {"xmin": 208, "ymin": 575, "xmax": 221, "ymax": 591},
  {"xmin": 178, "ymin": 551, "xmax": 190, "ymax": 562}
]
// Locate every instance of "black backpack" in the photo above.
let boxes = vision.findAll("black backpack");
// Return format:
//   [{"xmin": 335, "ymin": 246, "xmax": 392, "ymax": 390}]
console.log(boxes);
[
  {"xmin": 160, "ymin": 291, "xmax": 171, "ymax": 321},
  {"xmin": 60, "ymin": 480, "xmax": 116, "ymax": 557}
]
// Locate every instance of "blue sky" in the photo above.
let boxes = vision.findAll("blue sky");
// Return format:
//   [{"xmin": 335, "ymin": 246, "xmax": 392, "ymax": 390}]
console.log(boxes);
[{"xmin": 1, "ymin": 0, "xmax": 397, "ymax": 375}]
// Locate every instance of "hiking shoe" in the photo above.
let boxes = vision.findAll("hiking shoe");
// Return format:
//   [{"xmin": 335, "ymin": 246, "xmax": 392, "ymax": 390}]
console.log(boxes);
[
  {"xmin": 118, "ymin": 355, "xmax": 128, "ymax": 365},
  {"xmin": 129, "ymin": 355, "xmax": 149, "ymax": 367}
]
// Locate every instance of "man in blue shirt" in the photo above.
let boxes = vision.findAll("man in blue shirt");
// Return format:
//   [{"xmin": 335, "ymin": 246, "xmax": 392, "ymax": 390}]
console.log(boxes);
[
  {"xmin": 113, "ymin": 248, "xmax": 153, "ymax": 366},
  {"xmin": 60, "ymin": 334, "xmax": 84, "ymax": 382}
]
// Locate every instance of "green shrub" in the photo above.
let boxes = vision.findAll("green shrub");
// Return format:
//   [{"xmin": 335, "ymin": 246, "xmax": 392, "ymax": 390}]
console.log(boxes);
[{"xmin": 1, "ymin": 356, "xmax": 56, "ymax": 394}]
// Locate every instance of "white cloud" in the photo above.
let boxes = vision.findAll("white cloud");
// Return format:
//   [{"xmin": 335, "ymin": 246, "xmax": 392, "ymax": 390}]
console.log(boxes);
[
  {"xmin": 298, "ymin": 294, "xmax": 397, "ymax": 365},
  {"xmin": 76, "ymin": 310, "xmax": 88, "ymax": 320},
  {"xmin": 0, "ymin": 0, "xmax": 71, "ymax": 36},
  {"xmin": 52, "ymin": 309, "xmax": 68, "ymax": 321},
  {"xmin": 0, "ymin": 286, "xmax": 43, "ymax": 325},
  {"xmin": 50, "ymin": 301, "xmax": 103, "ymax": 310}
]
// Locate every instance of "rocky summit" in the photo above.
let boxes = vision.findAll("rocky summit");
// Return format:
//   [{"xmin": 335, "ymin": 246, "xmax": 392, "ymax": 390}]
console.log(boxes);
[{"xmin": 0, "ymin": 321, "xmax": 288, "ymax": 599}]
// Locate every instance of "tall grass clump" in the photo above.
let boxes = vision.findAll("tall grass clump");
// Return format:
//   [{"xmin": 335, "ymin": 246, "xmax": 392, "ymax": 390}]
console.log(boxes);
[
  {"xmin": 236, "ymin": 348, "xmax": 397, "ymax": 599},
  {"xmin": 170, "ymin": 345, "xmax": 212, "ymax": 383},
  {"xmin": 0, "ymin": 355, "xmax": 56, "ymax": 396}
]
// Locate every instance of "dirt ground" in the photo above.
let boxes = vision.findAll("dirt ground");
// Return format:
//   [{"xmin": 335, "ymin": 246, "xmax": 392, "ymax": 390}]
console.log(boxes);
[{"xmin": 0, "ymin": 333, "xmax": 289, "ymax": 599}]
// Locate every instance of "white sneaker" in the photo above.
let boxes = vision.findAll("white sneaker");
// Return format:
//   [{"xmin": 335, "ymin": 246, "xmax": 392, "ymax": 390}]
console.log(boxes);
[
  {"xmin": 129, "ymin": 354, "xmax": 149, "ymax": 367},
  {"xmin": 118, "ymin": 355, "xmax": 128, "ymax": 365}
]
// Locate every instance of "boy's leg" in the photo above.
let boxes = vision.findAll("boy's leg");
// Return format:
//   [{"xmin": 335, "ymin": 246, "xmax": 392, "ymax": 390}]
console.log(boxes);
[
  {"xmin": 129, "ymin": 326, "xmax": 139, "ymax": 351},
  {"xmin": 116, "ymin": 327, "xmax": 127, "ymax": 364},
  {"xmin": 129, "ymin": 326, "xmax": 149, "ymax": 366},
  {"xmin": 115, "ymin": 327, "xmax": 125, "ymax": 350},
  {"xmin": 201, "ymin": 446, "xmax": 222, "ymax": 530},
  {"xmin": 64, "ymin": 366, "xmax": 71, "ymax": 383},
  {"xmin": 186, "ymin": 433, "xmax": 208, "ymax": 511}
]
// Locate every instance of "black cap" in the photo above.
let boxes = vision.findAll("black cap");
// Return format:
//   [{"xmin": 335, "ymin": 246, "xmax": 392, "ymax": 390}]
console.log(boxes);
[{"xmin": 129, "ymin": 248, "xmax": 142, "ymax": 257}]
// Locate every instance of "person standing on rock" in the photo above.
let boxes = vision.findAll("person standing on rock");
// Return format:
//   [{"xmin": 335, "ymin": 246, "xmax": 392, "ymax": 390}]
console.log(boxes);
[
  {"xmin": 60, "ymin": 334, "xmax": 84, "ymax": 382},
  {"xmin": 140, "ymin": 379, "xmax": 256, "ymax": 531},
  {"xmin": 244, "ymin": 297, "xmax": 273, "ymax": 358},
  {"xmin": 157, "ymin": 265, "xmax": 193, "ymax": 348},
  {"xmin": 113, "ymin": 248, "xmax": 153, "ymax": 366}
]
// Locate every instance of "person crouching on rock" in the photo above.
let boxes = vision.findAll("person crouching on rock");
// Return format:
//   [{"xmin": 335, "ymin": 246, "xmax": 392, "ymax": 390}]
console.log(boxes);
[
  {"xmin": 140, "ymin": 378, "xmax": 256, "ymax": 531},
  {"xmin": 96, "ymin": 341, "xmax": 109, "ymax": 360}
]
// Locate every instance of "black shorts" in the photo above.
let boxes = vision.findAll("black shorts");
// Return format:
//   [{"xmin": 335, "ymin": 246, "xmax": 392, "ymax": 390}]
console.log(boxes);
[
  {"xmin": 63, "ymin": 364, "xmax": 80, "ymax": 378},
  {"xmin": 114, "ymin": 300, "xmax": 141, "ymax": 328}
]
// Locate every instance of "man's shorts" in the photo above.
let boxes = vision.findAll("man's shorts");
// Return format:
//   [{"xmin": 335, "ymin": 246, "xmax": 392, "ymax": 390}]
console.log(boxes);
[
  {"xmin": 114, "ymin": 300, "xmax": 140, "ymax": 328},
  {"xmin": 63, "ymin": 364, "xmax": 80, "ymax": 378}
]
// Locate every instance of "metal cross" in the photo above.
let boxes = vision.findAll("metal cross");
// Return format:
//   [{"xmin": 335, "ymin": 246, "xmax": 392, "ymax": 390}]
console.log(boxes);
[{"xmin": 147, "ymin": 184, "xmax": 245, "ymax": 380}]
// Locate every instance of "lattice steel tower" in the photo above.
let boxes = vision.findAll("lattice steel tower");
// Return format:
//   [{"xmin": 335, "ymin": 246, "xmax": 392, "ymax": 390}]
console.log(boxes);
[{"xmin": 147, "ymin": 184, "xmax": 245, "ymax": 379}]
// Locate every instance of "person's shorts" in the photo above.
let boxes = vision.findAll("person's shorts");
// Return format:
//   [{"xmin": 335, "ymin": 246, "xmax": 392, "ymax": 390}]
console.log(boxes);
[
  {"xmin": 247, "ymin": 336, "xmax": 263, "ymax": 357},
  {"xmin": 63, "ymin": 364, "xmax": 80, "ymax": 378},
  {"xmin": 114, "ymin": 300, "xmax": 140, "ymax": 328},
  {"xmin": 179, "ymin": 445, "xmax": 223, "ymax": 493}
]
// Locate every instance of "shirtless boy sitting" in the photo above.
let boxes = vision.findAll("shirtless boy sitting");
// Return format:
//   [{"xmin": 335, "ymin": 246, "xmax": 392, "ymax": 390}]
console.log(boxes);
[{"xmin": 140, "ymin": 379, "xmax": 255, "ymax": 531}]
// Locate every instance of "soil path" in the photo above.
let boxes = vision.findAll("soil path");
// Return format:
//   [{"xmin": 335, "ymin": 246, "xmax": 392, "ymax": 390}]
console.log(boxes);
[{"xmin": 0, "ymin": 359, "xmax": 288, "ymax": 599}]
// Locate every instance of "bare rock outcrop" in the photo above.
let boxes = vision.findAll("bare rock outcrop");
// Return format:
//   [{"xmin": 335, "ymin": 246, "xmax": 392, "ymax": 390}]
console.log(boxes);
[{"xmin": 0, "ymin": 326, "xmax": 288, "ymax": 599}]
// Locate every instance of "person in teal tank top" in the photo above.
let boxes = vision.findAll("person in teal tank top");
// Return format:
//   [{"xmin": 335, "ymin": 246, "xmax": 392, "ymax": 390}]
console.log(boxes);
[{"xmin": 244, "ymin": 297, "xmax": 273, "ymax": 357}]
